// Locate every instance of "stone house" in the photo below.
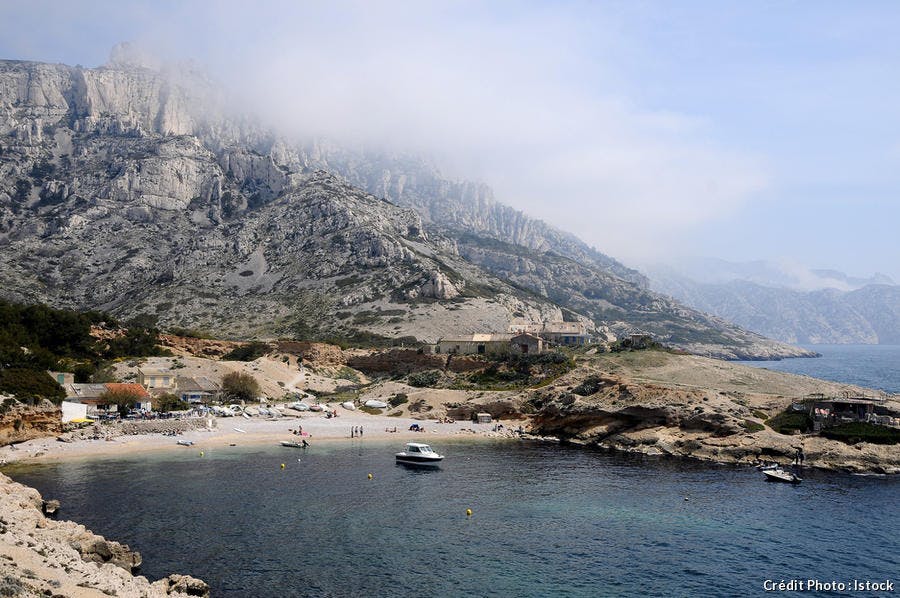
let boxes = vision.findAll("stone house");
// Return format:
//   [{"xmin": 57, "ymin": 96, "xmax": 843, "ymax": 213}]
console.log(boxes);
[
  {"xmin": 510, "ymin": 333, "xmax": 543, "ymax": 354},
  {"xmin": 437, "ymin": 333, "xmax": 544, "ymax": 356},
  {"xmin": 138, "ymin": 368, "xmax": 176, "ymax": 390},
  {"xmin": 508, "ymin": 321, "xmax": 592, "ymax": 346},
  {"xmin": 175, "ymin": 376, "xmax": 222, "ymax": 404}
]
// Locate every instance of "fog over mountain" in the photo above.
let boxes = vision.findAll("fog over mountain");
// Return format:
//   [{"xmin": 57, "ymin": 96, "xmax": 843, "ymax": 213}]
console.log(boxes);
[
  {"xmin": 648, "ymin": 259, "xmax": 900, "ymax": 344},
  {"xmin": 1, "ymin": 1, "xmax": 898, "ymax": 281},
  {"xmin": 0, "ymin": 49, "xmax": 816, "ymax": 359}
]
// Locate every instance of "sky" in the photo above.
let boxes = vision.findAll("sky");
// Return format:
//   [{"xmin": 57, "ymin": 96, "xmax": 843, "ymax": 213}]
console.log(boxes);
[{"xmin": 1, "ymin": 0, "xmax": 898, "ymax": 282}]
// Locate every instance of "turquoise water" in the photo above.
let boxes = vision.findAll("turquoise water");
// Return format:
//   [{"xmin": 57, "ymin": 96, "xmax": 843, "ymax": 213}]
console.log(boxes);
[
  {"xmin": 737, "ymin": 344, "xmax": 900, "ymax": 393},
  {"xmin": 4, "ymin": 441, "xmax": 898, "ymax": 597}
]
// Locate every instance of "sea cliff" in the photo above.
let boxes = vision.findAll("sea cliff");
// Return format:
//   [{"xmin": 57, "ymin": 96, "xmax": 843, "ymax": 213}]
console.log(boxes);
[{"xmin": 0, "ymin": 472, "xmax": 208, "ymax": 597}]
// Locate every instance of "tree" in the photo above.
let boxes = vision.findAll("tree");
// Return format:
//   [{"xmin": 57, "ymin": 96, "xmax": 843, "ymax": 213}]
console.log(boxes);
[
  {"xmin": 0, "ymin": 369, "xmax": 65, "ymax": 405},
  {"xmin": 99, "ymin": 387, "xmax": 145, "ymax": 416},
  {"xmin": 221, "ymin": 372, "xmax": 261, "ymax": 403},
  {"xmin": 155, "ymin": 392, "xmax": 190, "ymax": 413}
]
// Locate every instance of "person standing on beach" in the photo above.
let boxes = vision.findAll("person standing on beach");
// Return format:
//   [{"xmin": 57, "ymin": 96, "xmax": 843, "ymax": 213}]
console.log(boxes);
[
  {"xmin": 360, "ymin": 426, "xmax": 363, "ymax": 437},
  {"xmin": 350, "ymin": 426, "xmax": 355, "ymax": 438}
]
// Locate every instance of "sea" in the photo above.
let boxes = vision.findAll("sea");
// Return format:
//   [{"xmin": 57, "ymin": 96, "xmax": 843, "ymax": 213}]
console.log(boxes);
[
  {"xmin": 736, "ymin": 344, "xmax": 900, "ymax": 394},
  {"xmin": 4, "ymin": 440, "xmax": 898, "ymax": 598}
]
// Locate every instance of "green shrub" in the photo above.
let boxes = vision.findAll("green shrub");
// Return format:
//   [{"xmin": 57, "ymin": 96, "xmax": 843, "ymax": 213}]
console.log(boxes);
[
  {"xmin": 388, "ymin": 393, "xmax": 409, "ymax": 407},
  {"xmin": 572, "ymin": 376, "xmax": 605, "ymax": 397},
  {"xmin": 359, "ymin": 405, "xmax": 383, "ymax": 415},
  {"xmin": 408, "ymin": 370, "xmax": 441, "ymax": 388},
  {"xmin": 222, "ymin": 372, "xmax": 261, "ymax": 402},
  {"xmin": 0, "ymin": 368, "xmax": 65, "ymax": 404},
  {"xmin": 222, "ymin": 342, "xmax": 270, "ymax": 361},
  {"xmin": 752, "ymin": 410, "xmax": 768, "ymax": 420},
  {"xmin": 741, "ymin": 420, "xmax": 765, "ymax": 433},
  {"xmin": 766, "ymin": 410, "xmax": 813, "ymax": 435},
  {"xmin": 155, "ymin": 393, "xmax": 191, "ymax": 413},
  {"xmin": 821, "ymin": 422, "xmax": 900, "ymax": 445}
]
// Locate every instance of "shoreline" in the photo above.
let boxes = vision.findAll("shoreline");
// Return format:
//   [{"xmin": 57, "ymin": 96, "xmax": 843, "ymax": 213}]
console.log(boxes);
[{"xmin": 0, "ymin": 413, "xmax": 517, "ymax": 466}]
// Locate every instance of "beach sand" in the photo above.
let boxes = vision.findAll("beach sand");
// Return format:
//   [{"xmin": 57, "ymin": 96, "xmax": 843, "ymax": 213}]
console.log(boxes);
[{"xmin": 0, "ymin": 412, "xmax": 517, "ymax": 465}]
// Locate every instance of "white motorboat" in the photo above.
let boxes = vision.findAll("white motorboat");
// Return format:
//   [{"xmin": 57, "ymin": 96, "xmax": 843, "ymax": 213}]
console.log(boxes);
[
  {"xmin": 763, "ymin": 467, "xmax": 802, "ymax": 484},
  {"xmin": 341, "ymin": 401, "xmax": 356, "ymax": 410},
  {"xmin": 288, "ymin": 402, "xmax": 310, "ymax": 412},
  {"xmin": 176, "ymin": 440, "xmax": 194, "ymax": 447},
  {"xmin": 395, "ymin": 443, "xmax": 444, "ymax": 466},
  {"xmin": 364, "ymin": 399, "xmax": 388, "ymax": 409}
]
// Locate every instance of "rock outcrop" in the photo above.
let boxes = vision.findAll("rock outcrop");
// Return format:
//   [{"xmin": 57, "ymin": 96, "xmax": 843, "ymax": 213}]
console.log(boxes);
[
  {"xmin": 0, "ymin": 399, "xmax": 62, "ymax": 446},
  {"xmin": 0, "ymin": 472, "xmax": 209, "ymax": 597},
  {"xmin": 521, "ymin": 352, "xmax": 900, "ymax": 473}
]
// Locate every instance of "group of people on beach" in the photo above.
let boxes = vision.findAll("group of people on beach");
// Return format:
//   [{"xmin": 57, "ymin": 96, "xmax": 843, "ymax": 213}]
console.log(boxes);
[{"xmin": 350, "ymin": 426, "xmax": 363, "ymax": 438}]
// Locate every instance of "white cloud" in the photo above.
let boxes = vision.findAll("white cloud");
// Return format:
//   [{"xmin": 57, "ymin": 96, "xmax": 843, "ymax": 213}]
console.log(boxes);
[{"xmin": 7, "ymin": 0, "xmax": 771, "ymax": 265}]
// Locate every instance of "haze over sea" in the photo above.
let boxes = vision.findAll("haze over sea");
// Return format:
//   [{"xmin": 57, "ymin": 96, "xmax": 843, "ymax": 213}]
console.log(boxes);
[
  {"xmin": 5, "ymin": 441, "xmax": 898, "ymax": 597},
  {"xmin": 737, "ymin": 344, "xmax": 900, "ymax": 394}
]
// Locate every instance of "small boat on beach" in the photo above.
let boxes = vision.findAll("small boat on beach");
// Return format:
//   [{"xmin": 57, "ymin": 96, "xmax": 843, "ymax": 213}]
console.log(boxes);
[
  {"xmin": 177, "ymin": 440, "xmax": 194, "ymax": 447},
  {"xmin": 763, "ymin": 467, "xmax": 802, "ymax": 484},
  {"xmin": 364, "ymin": 399, "xmax": 388, "ymax": 409},
  {"xmin": 280, "ymin": 440, "xmax": 309, "ymax": 448},
  {"xmin": 395, "ymin": 443, "xmax": 444, "ymax": 466}
]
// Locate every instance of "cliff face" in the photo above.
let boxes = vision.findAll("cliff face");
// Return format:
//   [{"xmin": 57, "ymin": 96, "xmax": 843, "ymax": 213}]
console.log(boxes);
[
  {"xmin": 0, "ymin": 399, "xmax": 62, "ymax": 446},
  {"xmin": 0, "ymin": 472, "xmax": 208, "ymax": 597},
  {"xmin": 0, "ymin": 55, "xmax": 812, "ymax": 358}
]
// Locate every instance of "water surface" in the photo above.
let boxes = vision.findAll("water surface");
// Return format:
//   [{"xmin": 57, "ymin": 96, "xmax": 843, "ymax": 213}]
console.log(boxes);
[
  {"xmin": 5, "ymin": 440, "xmax": 898, "ymax": 597},
  {"xmin": 737, "ymin": 344, "xmax": 900, "ymax": 393}
]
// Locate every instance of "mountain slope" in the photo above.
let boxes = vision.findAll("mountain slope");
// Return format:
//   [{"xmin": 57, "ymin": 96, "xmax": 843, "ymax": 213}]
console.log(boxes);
[
  {"xmin": 0, "ymin": 54, "xmax": 811, "ymax": 358},
  {"xmin": 650, "ymin": 265, "xmax": 900, "ymax": 344}
]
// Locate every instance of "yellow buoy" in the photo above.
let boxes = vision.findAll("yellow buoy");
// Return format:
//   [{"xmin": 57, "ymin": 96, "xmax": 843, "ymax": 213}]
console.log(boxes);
[
  {"xmin": 199, "ymin": 451, "xmax": 204, "ymax": 457},
  {"xmin": 367, "ymin": 473, "xmax": 373, "ymax": 480},
  {"xmin": 281, "ymin": 463, "xmax": 285, "ymax": 469},
  {"xmin": 466, "ymin": 508, "xmax": 472, "ymax": 517}
]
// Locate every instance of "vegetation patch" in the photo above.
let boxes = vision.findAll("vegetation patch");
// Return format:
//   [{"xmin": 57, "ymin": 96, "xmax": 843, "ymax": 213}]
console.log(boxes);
[
  {"xmin": 459, "ymin": 352, "xmax": 574, "ymax": 391},
  {"xmin": 388, "ymin": 393, "xmax": 409, "ymax": 407},
  {"xmin": 222, "ymin": 341, "xmax": 270, "ymax": 362},
  {"xmin": 154, "ymin": 393, "xmax": 190, "ymax": 413},
  {"xmin": 222, "ymin": 372, "xmax": 261, "ymax": 402},
  {"xmin": 820, "ymin": 422, "xmax": 900, "ymax": 445},
  {"xmin": 741, "ymin": 420, "xmax": 765, "ymax": 433},
  {"xmin": 408, "ymin": 370, "xmax": 441, "ymax": 388},
  {"xmin": 359, "ymin": 405, "xmax": 383, "ymax": 415},
  {"xmin": 0, "ymin": 368, "xmax": 64, "ymax": 405},
  {"xmin": 572, "ymin": 375, "xmax": 606, "ymax": 397},
  {"xmin": 766, "ymin": 410, "xmax": 813, "ymax": 435}
]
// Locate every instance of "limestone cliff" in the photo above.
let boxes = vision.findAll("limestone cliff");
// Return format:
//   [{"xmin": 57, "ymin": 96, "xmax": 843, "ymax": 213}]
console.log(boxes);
[{"xmin": 0, "ymin": 54, "xmax": 813, "ymax": 358}]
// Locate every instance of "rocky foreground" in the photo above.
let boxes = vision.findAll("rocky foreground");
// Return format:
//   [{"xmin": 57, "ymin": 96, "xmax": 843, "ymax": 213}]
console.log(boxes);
[{"xmin": 0, "ymin": 473, "xmax": 208, "ymax": 598}]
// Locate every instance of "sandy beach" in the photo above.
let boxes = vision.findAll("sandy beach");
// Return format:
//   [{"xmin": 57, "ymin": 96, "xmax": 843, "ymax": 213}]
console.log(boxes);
[{"xmin": 0, "ymin": 411, "xmax": 517, "ymax": 465}]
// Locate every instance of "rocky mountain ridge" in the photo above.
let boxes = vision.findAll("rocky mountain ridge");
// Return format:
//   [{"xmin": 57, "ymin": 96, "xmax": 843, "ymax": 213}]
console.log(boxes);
[
  {"xmin": 651, "ymin": 268, "xmax": 900, "ymax": 344},
  {"xmin": 0, "ymin": 54, "xmax": 812, "ymax": 359}
]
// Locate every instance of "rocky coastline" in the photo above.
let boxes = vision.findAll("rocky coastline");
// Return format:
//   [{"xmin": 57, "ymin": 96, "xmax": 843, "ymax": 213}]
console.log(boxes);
[{"xmin": 0, "ymin": 472, "xmax": 209, "ymax": 597}]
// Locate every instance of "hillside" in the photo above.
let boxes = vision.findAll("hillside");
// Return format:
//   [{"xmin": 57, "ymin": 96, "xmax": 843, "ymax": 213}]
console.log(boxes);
[
  {"xmin": 650, "ymin": 263, "xmax": 900, "ymax": 344},
  {"xmin": 0, "ymin": 52, "xmax": 811, "ymax": 359}
]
